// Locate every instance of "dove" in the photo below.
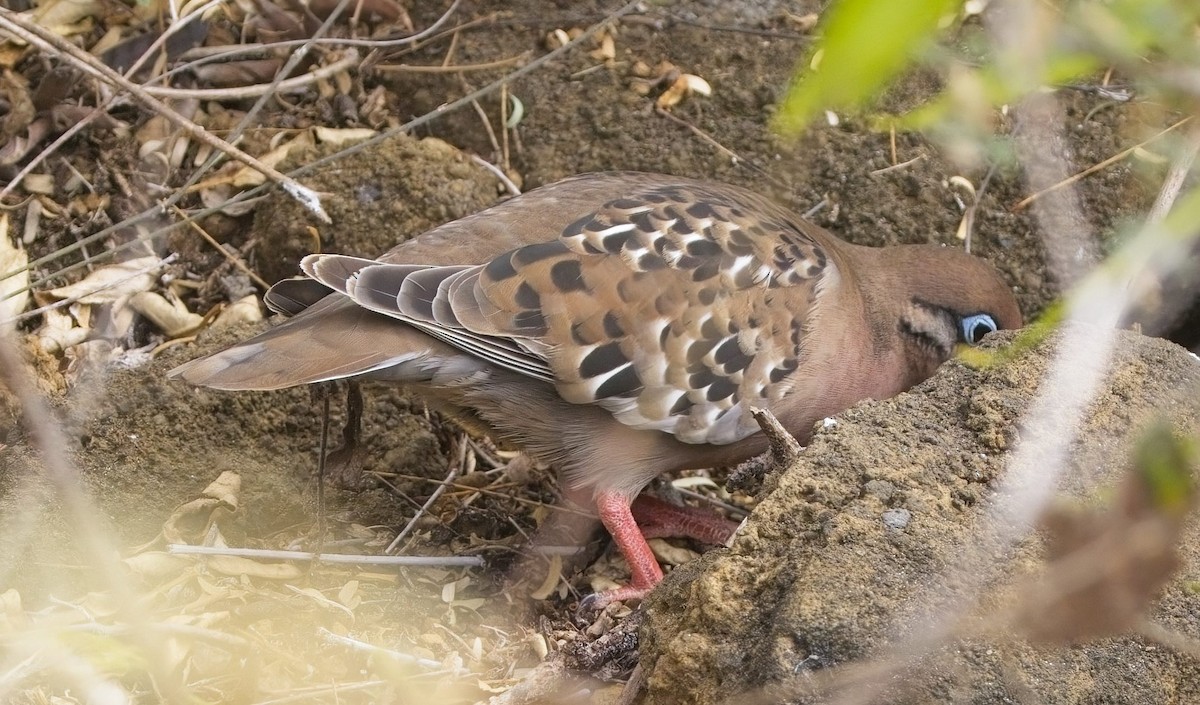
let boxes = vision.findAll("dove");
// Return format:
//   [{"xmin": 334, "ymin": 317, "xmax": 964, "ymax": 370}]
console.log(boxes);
[{"xmin": 170, "ymin": 172, "xmax": 1022, "ymax": 606}]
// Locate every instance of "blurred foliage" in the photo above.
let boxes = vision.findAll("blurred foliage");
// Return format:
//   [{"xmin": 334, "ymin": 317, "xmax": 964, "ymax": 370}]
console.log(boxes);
[
  {"xmin": 781, "ymin": 0, "xmax": 1200, "ymax": 348},
  {"xmin": 1134, "ymin": 422, "xmax": 1197, "ymax": 519},
  {"xmin": 777, "ymin": 0, "xmax": 1200, "ymax": 142}
]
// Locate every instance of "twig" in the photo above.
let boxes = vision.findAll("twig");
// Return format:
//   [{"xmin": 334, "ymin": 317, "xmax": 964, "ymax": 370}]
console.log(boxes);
[
  {"xmin": 0, "ymin": 9, "xmax": 331, "ymax": 223},
  {"xmin": 1012, "ymin": 117, "xmax": 1191, "ymax": 212},
  {"xmin": 319, "ymin": 627, "xmax": 467, "ymax": 673},
  {"xmin": 673, "ymin": 486, "xmax": 749, "ymax": 518},
  {"xmin": 385, "ymin": 435, "xmax": 468, "ymax": 553},
  {"xmin": 374, "ymin": 52, "xmax": 530, "ymax": 73},
  {"xmin": 137, "ymin": 50, "xmax": 361, "ymax": 101},
  {"xmin": 0, "ymin": 0, "xmax": 644, "ymax": 296},
  {"xmin": 653, "ymin": 106, "xmax": 788, "ymax": 190},
  {"xmin": 869, "ymin": 154, "xmax": 924, "ymax": 176},
  {"xmin": 167, "ymin": 205, "xmax": 270, "ymax": 289},
  {"xmin": 1146, "ymin": 124, "xmax": 1200, "ymax": 224},
  {"xmin": 469, "ymin": 155, "xmax": 522, "ymax": 196},
  {"xmin": 376, "ymin": 471, "xmax": 595, "ymax": 516},
  {"xmin": 252, "ymin": 680, "xmax": 389, "ymax": 705},
  {"xmin": 166, "ymin": 543, "xmax": 485, "ymax": 567}
]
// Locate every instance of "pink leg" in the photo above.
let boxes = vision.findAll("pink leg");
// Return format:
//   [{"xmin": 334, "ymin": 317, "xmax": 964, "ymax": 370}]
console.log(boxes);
[
  {"xmin": 630, "ymin": 495, "xmax": 739, "ymax": 546},
  {"xmin": 581, "ymin": 491, "xmax": 664, "ymax": 610}
]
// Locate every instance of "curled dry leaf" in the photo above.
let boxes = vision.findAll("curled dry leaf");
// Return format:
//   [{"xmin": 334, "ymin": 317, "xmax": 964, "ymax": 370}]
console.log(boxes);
[
  {"xmin": 26, "ymin": 0, "xmax": 104, "ymax": 37},
  {"xmin": 36, "ymin": 306, "xmax": 87, "ymax": 354},
  {"xmin": 129, "ymin": 291, "xmax": 204, "ymax": 338},
  {"xmin": 0, "ymin": 213, "xmax": 29, "ymax": 327},
  {"xmin": 655, "ymin": 73, "xmax": 712, "ymax": 110},
  {"xmin": 784, "ymin": 12, "xmax": 820, "ymax": 31},
  {"xmin": 530, "ymin": 553, "xmax": 563, "ymax": 601},
  {"xmin": 546, "ymin": 28, "xmax": 571, "ymax": 50},
  {"xmin": 207, "ymin": 555, "xmax": 303, "ymax": 580},
  {"xmin": 230, "ymin": 130, "xmax": 315, "ymax": 187},
  {"xmin": 192, "ymin": 58, "xmax": 285, "ymax": 89},
  {"xmin": 22, "ymin": 173, "xmax": 53, "ymax": 196},
  {"xmin": 212, "ymin": 294, "xmax": 264, "ymax": 328},
  {"xmin": 590, "ymin": 32, "xmax": 616, "ymax": 62},
  {"xmin": 201, "ymin": 470, "xmax": 242, "ymax": 510},
  {"xmin": 124, "ymin": 551, "xmax": 192, "ymax": 581},
  {"xmin": 0, "ymin": 589, "xmax": 28, "ymax": 631},
  {"xmin": 160, "ymin": 473, "xmax": 243, "ymax": 545},
  {"xmin": 313, "ymin": 126, "xmax": 377, "ymax": 146},
  {"xmin": 46, "ymin": 256, "xmax": 162, "ymax": 305},
  {"xmin": 647, "ymin": 538, "xmax": 700, "ymax": 566}
]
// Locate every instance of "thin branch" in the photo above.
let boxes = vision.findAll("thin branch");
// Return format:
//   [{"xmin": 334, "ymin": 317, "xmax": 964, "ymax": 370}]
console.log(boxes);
[
  {"xmin": 469, "ymin": 154, "xmax": 522, "ymax": 197},
  {"xmin": 1146, "ymin": 124, "xmax": 1200, "ymax": 224},
  {"xmin": 319, "ymin": 627, "xmax": 468, "ymax": 674},
  {"xmin": 1012, "ymin": 117, "xmax": 1191, "ymax": 212},
  {"xmin": 374, "ymin": 52, "xmax": 530, "ymax": 73},
  {"xmin": 167, "ymin": 205, "xmax": 270, "ymax": 289},
  {"xmin": 138, "ymin": 50, "xmax": 361, "ymax": 101},
  {"xmin": 0, "ymin": 9, "xmax": 331, "ymax": 222},
  {"xmin": 385, "ymin": 436, "xmax": 468, "ymax": 554},
  {"xmin": 166, "ymin": 543, "xmax": 485, "ymax": 567},
  {"xmin": 0, "ymin": 0, "xmax": 644, "ymax": 297}
]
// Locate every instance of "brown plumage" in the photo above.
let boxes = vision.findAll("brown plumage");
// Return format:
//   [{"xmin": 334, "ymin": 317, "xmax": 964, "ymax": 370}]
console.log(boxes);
[{"xmin": 170, "ymin": 172, "xmax": 1022, "ymax": 605}]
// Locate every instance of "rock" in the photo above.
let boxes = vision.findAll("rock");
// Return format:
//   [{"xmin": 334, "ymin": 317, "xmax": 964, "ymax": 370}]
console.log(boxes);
[{"xmin": 640, "ymin": 329, "xmax": 1200, "ymax": 704}]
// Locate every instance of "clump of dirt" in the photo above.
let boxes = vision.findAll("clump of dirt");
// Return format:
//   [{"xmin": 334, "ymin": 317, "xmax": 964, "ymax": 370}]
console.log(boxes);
[
  {"xmin": 250, "ymin": 133, "xmax": 501, "ymax": 283},
  {"xmin": 640, "ymin": 330, "xmax": 1200, "ymax": 704}
]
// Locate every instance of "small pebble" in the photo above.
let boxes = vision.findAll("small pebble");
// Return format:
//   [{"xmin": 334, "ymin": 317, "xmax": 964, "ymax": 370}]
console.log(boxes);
[{"xmin": 881, "ymin": 508, "xmax": 912, "ymax": 530}]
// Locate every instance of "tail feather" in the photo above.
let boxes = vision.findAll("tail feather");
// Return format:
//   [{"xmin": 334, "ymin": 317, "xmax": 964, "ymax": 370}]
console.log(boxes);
[{"xmin": 168, "ymin": 296, "xmax": 432, "ymax": 390}]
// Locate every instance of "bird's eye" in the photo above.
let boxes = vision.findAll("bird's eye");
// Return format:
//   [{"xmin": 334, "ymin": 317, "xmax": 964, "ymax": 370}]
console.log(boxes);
[{"xmin": 960, "ymin": 314, "xmax": 997, "ymax": 345}]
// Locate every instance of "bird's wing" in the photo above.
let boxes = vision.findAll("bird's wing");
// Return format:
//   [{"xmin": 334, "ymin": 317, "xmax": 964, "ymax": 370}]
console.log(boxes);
[{"xmin": 319, "ymin": 178, "xmax": 835, "ymax": 445}]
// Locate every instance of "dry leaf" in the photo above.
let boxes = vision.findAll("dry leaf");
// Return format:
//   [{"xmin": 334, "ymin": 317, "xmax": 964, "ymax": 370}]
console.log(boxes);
[
  {"xmin": 647, "ymin": 538, "xmax": 700, "ymax": 566},
  {"xmin": 201, "ymin": 471, "xmax": 242, "ymax": 510},
  {"xmin": 207, "ymin": 555, "xmax": 302, "ymax": 580},
  {"xmin": 129, "ymin": 291, "xmax": 204, "ymax": 338},
  {"xmin": 46, "ymin": 256, "xmax": 161, "ymax": 305},
  {"xmin": 530, "ymin": 553, "xmax": 563, "ymax": 601},
  {"xmin": 27, "ymin": 0, "xmax": 103, "ymax": 35},
  {"xmin": 124, "ymin": 552, "xmax": 191, "ymax": 580},
  {"xmin": 212, "ymin": 294, "xmax": 264, "ymax": 327},
  {"xmin": 36, "ymin": 306, "xmax": 87, "ymax": 353},
  {"xmin": 655, "ymin": 73, "xmax": 712, "ymax": 110},
  {"xmin": 313, "ymin": 126, "xmax": 377, "ymax": 145},
  {"xmin": 0, "ymin": 213, "xmax": 29, "ymax": 326},
  {"xmin": 589, "ymin": 32, "xmax": 615, "ymax": 61},
  {"xmin": 230, "ymin": 131, "xmax": 314, "ymax": 187}
]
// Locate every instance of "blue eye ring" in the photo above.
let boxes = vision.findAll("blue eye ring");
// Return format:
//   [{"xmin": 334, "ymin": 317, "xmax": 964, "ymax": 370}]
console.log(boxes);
[{"xmin": 961, "ymin": 314, "xmax": 997, "ymax": 345}]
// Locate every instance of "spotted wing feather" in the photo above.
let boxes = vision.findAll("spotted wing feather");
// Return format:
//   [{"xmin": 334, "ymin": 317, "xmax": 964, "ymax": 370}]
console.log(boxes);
[{"xmin": 327, "ymin": 182, "xmax": 832, "ymax": 445}]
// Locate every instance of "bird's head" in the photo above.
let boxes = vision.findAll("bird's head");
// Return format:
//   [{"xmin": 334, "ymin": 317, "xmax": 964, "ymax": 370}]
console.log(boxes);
[{"xmin": 863, "ymin": 244, "xmax": 1022, "ymax": 380}]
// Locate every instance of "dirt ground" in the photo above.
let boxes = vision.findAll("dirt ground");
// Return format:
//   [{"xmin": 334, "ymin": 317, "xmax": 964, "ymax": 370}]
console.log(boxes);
[{"xmin": 1, "ymin": 1, "xmax": 1198, "ymax": 703}]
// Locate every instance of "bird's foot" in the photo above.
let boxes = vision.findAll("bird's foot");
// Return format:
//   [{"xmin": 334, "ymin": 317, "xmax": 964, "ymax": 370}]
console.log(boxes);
[
  {"xmin": 630, "ymin": 494, "xmax": 740, "ymax": 545},
  {"xmin": 577, "ymin": 582, "xmax": 655, "ymax": 616}
]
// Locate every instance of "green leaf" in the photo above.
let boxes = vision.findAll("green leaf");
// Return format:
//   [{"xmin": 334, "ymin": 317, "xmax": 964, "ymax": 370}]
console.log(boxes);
[
  {"xmin": 1134, "ymin": 423, "xmax": 1197, "ymax": 519},
  {"xmin": 775, "ymin": 0, "xmax": 963, "ymax": 135}
]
